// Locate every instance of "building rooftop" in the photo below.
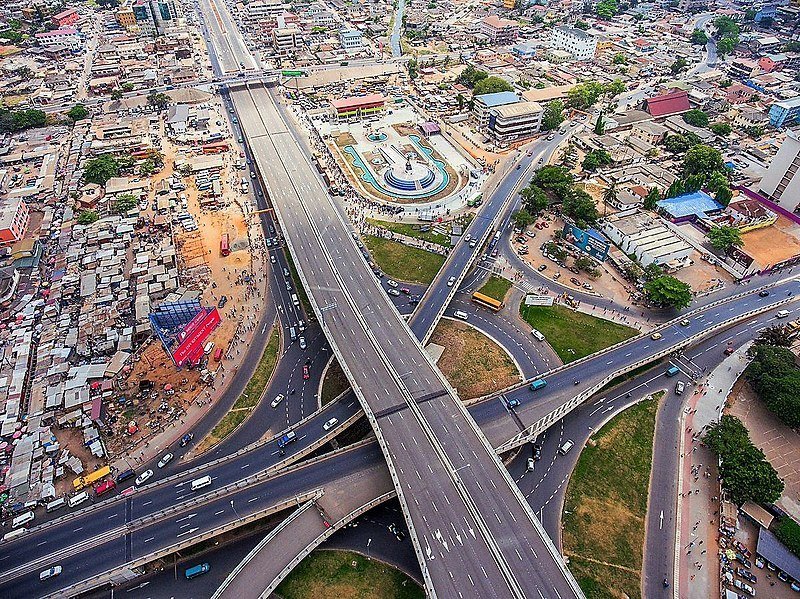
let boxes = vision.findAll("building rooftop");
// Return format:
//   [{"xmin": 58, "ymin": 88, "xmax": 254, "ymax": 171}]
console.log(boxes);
[
  {"xmin": 657, "ymin": 191, "xmax": 724, "ymax": 219},
  {"xmin": 483, "ymin": 15, "xmax": 518, "ymax": 28},
  {"xmin": 757, "ymin": 527, "xmax": 800, "ymax": 581},
  {"xmin": 645, "ymin": 89, "xmax": 690, "ymax": 117},
  {"xmin": 492, "ymin": 101, "xmax": 543, "ymax": 118},
  {"xmin": 475, "ymin": 91, "xmax": 519, "ymax": 108},
  {"xmin": 330, "ymin": 93, "xmax": 385, "ymax": 110},
  {"xmin": 773, "ymin": 96, "xmax": 800, "ymax": 109},
  {"xmin": 554, "ymin": 26, "xmax": 592, "ymax": 39}
]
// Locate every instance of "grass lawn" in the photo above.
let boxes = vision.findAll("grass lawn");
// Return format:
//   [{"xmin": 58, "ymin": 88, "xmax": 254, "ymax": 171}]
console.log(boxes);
[
  {"xmin": 367, "ymin": 218, "xmax": 450, "ymax": 247},
  {"xmin": 477, "ymin": 275, "xmax": 513, "ymax": 303},
  {"xmin": 364, "ymin": 235, "xmax": 445, "ymax": 285},
  {"xmin": 321, "ymin": 358, "xmax": 351, "ymax": 406},
  {"xmin": 562, "ymin": 392, "xmax": 662, "ymax": 599},
  {"xmin": 276, "ymin": 549, "xmax": 424, "ymax": 599},
  {"xmin": 519, "ymin": 304, "xmax": 637, "ymax": 363},
  {"xmin": 430, "ymin": 319, "xmax": 520, "ymax": 399},
  {"xmin": 196, "ymin": 327, "xmax": 280, "ymax": 452}
]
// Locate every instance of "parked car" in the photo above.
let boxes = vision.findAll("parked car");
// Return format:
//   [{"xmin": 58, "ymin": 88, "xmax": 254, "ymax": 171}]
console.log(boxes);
[
  {"xmin": 271, "ymin": 394, "xmax": 285, "ymax": 408},
  {"xmin": 217, "ymin": 296, "xmax": 228, "ymax": 308},
  {"xmin": 157, "ymin": 453, "xmax": 173, "ymax": 469},
  {"xmin": 135, "ymin": 470, "xmax": 153, "ymax": 486},
  {"xmin": 387, "ymin": 288, "xmax": 400, "ymax": 296},
  {"xmin": 386, "ymin": 279, "xmax": 398, "ymax": 288}
]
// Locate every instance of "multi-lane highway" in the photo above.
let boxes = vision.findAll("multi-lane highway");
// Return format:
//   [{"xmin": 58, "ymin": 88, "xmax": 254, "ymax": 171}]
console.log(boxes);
[{"xmin": 234, "ymin": 81, "xmax": 582, "ymax": 597}]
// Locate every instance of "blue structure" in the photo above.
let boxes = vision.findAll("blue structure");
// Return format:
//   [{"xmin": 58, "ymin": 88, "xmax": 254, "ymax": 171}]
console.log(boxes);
[
  {"xmin": 769, "ymin": 97, "xmax": 800, "ymax": 128},
  {"xmin": 755, "ymin": 4, "xmax": 777, "ymax": 24},
  {"xmin": 656, "ymin": 191, "xmax": 724, "ymax": 220},
  {"xmin": 149, "ymin": 300, "xmax": 204, "ymax": 354},
  {"xmin": 562, "ymin": 223, "xmax": 610, "ymax": 261}
]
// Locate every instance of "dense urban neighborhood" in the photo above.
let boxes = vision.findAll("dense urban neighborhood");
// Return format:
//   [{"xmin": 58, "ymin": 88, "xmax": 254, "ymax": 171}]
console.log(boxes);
[{"xmin": 1, "ymin": 0, "xmax": 800, "ymax": 598}]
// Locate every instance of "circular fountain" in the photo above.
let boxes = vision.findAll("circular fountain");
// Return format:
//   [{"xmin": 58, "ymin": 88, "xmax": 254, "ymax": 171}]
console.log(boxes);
[
  {"xmin": 367, "ymin": 131, "xmax": 388, "ymax": 142},
  {"xmin": 383, "ymin": 154, "xmax": 436, "ymax": 192}
]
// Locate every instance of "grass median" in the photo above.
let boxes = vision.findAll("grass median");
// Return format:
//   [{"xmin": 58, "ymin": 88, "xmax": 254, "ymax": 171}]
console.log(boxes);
[
  {"xmin": 364, "ymin": 235, "xmax": 445, "ymax": 285},
  {"xmin": 477, "ymin": 275, "xmax": 512, "ymax": 303},
  {"xmin": 367, "ymin": 218, "xmax": 450, "ymax": 247},
  {"xmin": 276, "ymin": 549, "xmax": 424, "ymax": 599},
  {"xmin": 563, "ymin": 392, "xmax": 662, "ymax": 599},
  {"xmin": 321, "ymin": 358, "xmax": 351, "ymax": 406},
  {"xmin": 196, "ymin": 326, "xmax": 280, "ymax": 452},
  {"xmin": 519, "ymin": 304, "xmax": 637, "ymax": 363},
  {"xmin": 430, "ymin": 319, "xmax": 520, "ymax": 399}
]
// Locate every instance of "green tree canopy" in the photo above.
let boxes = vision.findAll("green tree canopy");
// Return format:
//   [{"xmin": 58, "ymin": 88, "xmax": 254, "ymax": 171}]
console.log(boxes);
[
  {"xmin": 83, "ymin": 154, "xmax": 120, "ymax": 186},
  {"xmin": 710, "ymin": 122, "xmax": 732, "ymax": 136},
  {"xmin": 77, "ymin": 210, "xmax": 100, "ymax": 225},
  {"xmin": 691, "ymin": 28, "xmax": 708, "ymax": 45},
  {"xmin": 520, "ymin": 184, "xmax": 549, "ymax": 214},
  {"xmin": 511, "ymin": 208, "xmax": 536, "ymax": 229},
  {"xmin": 643, "ymin": 187, "xmax": 661, "ymax": 210},
  {"xmin": 682, "ymin": 109, "xmax": 709, "ymax": 128},
  {"xmin": 753, "ymin": 326, "xmax": 794, "ymax": 349},
  {"xmin": 670, "ymin": 57, "xmax": 688, "ymax": 75},
  {"xmin": 473, "ymin": 76, "xmax": 513, "ymax": 96},
  {"xmin": 644, "ymin": 275, "xmax": 692, "ymax": 309},
  {"xmin": 0, "ymin": 108, "xmax": 47, "ymax": 133},
  {"xmin": 457, "ymin": 65, "xmax": 487, "ymax": 88},
  {"xmin": 745, "ymin": 344, "xmax": 800, "ymax": 428},
  {"xmin": 594, "ymin": 113, "xmax": 605, "ymax": 135},
  {"xmin": 66, "ymin": 104, "xmax": 89, "ymax": 122},
  {"xmin": 562, "ymin": 188, "xmax": 599, "ymax": 227},
  {"xmin": 596, "ymin": 0, "xmax": 618, "ymax": 18},
  {"xmin": 574, "ymin": 20, "xmax": 589, "ymax": 30},
  {"xmin": 612, "ymin": 52, "xmax": 627, "ymax": 64},
  {"xmin": 146, "ymin": 91, "xmax": 171, "ymax": 111},
  {"xmin": 682, "ymin": 144, "xmax": 724, "ymax": 180},
  {"xmin": 541, "ymin": 100, "xmax": 565, "ymax": 131},
  {"xmin": 532, "ymin": 165, "xmax": 573, "ymax": 201},
  {"xmin": 581, "ymin": 149, "xmax": 613, "ymax": 172},
  {"xmin": 707, "ymin": 225, "xmax": 743, "ymax": 252},
  {"xmin": 566, "ymin": 81, "xmax": 605, "ymax": 109},
  {"xmin": 774, "ymin": 517, "xmax": 800, "ymax": 560},
  {"xmin": 704, "ymin": 415, "xmax": 783, "ymax": 505},
  {"xmin": 113, "ymin": 193, "xmax": 138, "ymax": 214}
]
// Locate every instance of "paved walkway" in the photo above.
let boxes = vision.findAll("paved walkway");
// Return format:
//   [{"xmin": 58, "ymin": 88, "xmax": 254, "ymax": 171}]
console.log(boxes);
[{"xmin": 674, "ymin": 343, "xmax": 752, "ymax": 598}]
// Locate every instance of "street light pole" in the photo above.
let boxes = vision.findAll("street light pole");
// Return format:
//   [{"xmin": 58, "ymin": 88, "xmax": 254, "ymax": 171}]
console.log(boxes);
[{"xmin": 367, "ymin": 537, "xmax": 372, "ymax": 560}]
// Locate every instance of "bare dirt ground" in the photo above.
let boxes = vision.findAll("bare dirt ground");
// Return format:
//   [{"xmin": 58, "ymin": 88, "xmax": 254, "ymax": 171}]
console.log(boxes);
[
  {"xmin": 430, "ymin": 319, "xmax": 520, "ymax": 399},
  {"xmin": 742, "ymin": 214, "xmax": 800, "ymax": 267},
  {"xmin": 53, "ymin": 427, "xmax": 105, "ymax": 495}
]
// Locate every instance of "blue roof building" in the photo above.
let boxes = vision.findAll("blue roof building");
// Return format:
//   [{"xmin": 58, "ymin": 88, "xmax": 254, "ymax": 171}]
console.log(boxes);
[
  {"xmin": 769, "ymin": 96, "xmax": 800, "ymax": 128},
  {"xmin": 657, "ymin": 191, "xmax": 724, "ymax": 220},
  {"xmin": 473, "ymin": 91, "xmax": 519, "ymax": 129}
]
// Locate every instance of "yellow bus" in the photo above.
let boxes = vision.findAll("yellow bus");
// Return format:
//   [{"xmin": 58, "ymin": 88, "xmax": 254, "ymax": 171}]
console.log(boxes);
[
  {"xmin": 73, "ymin": 466, "xmax": 111, "ymax": 491},
  {"xmin": 471, "ymin": 291, "xmax": 504, "ymax": 312}
]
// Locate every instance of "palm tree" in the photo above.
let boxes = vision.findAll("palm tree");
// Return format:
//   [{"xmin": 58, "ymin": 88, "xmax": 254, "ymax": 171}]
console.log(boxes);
[{"xmin": 601, "ymin": 178, "xmax": 618, "ymax": 216}]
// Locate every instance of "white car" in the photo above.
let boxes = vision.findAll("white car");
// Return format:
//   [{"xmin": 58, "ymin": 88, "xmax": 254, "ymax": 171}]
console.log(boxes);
[
  {"xmin": 447, "ymin": 276, "xmax": 456, "ymax": 287},
  {"xmin": 777, "ymin": 309, "xmax": 791, "ymax": 318},
  {"xmin": 157, "ymin": 453, "xmax": 173, "ymax": 469},
  {"xmin": 135, "ymin": 469, "xmax": 153, "ymax": 486},
  {"xmin": 323, "ymin": 417, "xmax": 339, "ymax": 431},
  {"xmin": 387, "ymin": 288, "xmax": 400, "ymax": 296},
  {"xmin": 39, "ymin": 566, "xmax": 62, "ymax": 580},
  {"xmin": 387, "ymin": 280, "xmax": 398, "ymax": 288},
  {"xmin": 271, "ymin": 394, "xmax": 285, "ymax": 408},
  {"xmin": 464, "ymin": 234, "xmax": 472, "ymax": 242}
]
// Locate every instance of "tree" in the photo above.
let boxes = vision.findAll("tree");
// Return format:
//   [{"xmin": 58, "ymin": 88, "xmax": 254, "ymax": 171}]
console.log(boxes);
[
  {"xmin": 710, "ymin": 122, "xmax": 732, "ymax": 136},
  {"xmin": 612, "ymin": 52, "xmax": 627, "ymax": 64},
  {"xmin": 574, "ymin": 255, "xmax": 596, "ymax": 273},
  {"xmin": 545, "ymin": 241, "xmax": 567, "ymax": 262},
  {"xmin": 83, "ymin": 154, "xmax": 120, "ymax": 185},
  {"xmin": 715, "ymin": 186, "xmax": 733, "ymax": 207},
  {"xmin": 665, "ymin": 179, "xmax": 685, "ymax": 198},
  {"xmin": 473, "ymin": 76, "xmax": 513, "ymax": 96},
  {"xmin": 457, "ymin": 65, "xmax": 487, "ymax": 88},
  {"xmin": 670, "ymin": 57, "xmax": 688, "ymax": 75},
  {"xmin": 744, "ymin": 125, "xmax": 764, "ymax": 139},
  {"xmin": 642, "ymin": 262, "xmax": 663, "ymax": 282},
  {"xmin": 146, "ymin": 91, "xmax": 171, "ymax": 111},
  {"xmin": 456, "ymin": 93, "xmax": 465, "ymax": 110},
  {"xmin": 66, "ymin": 104, "xmax": 89, "ymax": 122},
  {"xmin": 716, "ymin": 36, "xmax": 737, "ymax": 56},
  {"xmin": 582, "ymin": 149, "xmax": 612, "ymax": 172},
  {"xmin": 407, "ymin": 57, "xmax": 418, "ymax": 79},
  {"xmin": 562, "ymin": 189, "xmax": 599, "ymax": 227},
  {"xmin": 111, "ymin": 88, "xmax": 124, "ymax": 101},
  {"xmin": 714, "ymin": 15, "xmax": 740, "ymax": 37},
  {"xmin": 604, "ymin": 79, "xmax": 625, "ymax": 98},
  {"xmin": 596, "ymin": 0, "xmax": 618, "ymax": 18},
  {"xmin": 113, "ymin": 193, "xmax": 138, "ymax": 214},
  {"xmin": 574, "ymin": 20, "xmax": 589, "ymax": 30},
  {"xmin": 774, "ymin": 517, "xmax": 800, "ymax": 560},
  {"xmin": 682, "ymin": 109, "xmax": 709, "ymax": 128},
  {"xmin": 138, "ymin": 159, "xmax": 157, "ymax": 177},
  {"xmin": 704, "ymin": 415, "xmax": 783, "ymax": 505},
  {"xmin": 593, "ymin": 113, "xmax": 606, "ymax": 135},
  {"xmin": 541, "ymin": 100, "xmax": 565, "ymax": 131},
  {"xmin": 77, "ymin": 210, "xmax": 100, "ymax": 225},
  {"xmin": 663, "ymin": 133, "xmax": 696, "ymax": 155},
  {"xmin": 511, "ymin": 208, "xmax": 536, "ymax": 229},
  {"xmin": 691, "ymin": 28, "xmax": 708, "ymax": 45},
  {"xmin": 121, "ymin": 82, "xmax": 135, "ymax": 92},
  {"xmin": 644, "ymin": 275, "xmax": 692, "ymax": 309},
  {"xmin": 0, "ymin": 108, "xmax": 47, "ymax": 133},
  {"xmin": 707, "ymin": 225, "xmax": 743, "ymax": 252},
  {"xmin": 520, "ymin": 184, "xmax": 549, "ymax": 214},
  {"xmin": 753, "ymin": 326, "xmax": 794, "ymax": 349},
  {"xmin": 566, "ymin": 81, "xmax": 605, "ymax": 109},
  {"xmin": 643, "ymin": 187, "xmax": 661, "ymax": 210},
  {"xmin": 532, "ymin": 165, "xmax": 573, "ymax": 200},
  {"xmin": 602, "ymin": 178, "xmax": 618, "ymax": 208},
  {"xmin": 745, "ymin": 345, "xmax": 800, "ymax": 428},
  {"xmin": 682, "ymin": 144, "xmax": 724, "ymax": 181}
]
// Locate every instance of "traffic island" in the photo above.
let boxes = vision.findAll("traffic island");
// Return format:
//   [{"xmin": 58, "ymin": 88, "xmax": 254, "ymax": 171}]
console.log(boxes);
[
  {"xmin": 320, "ymin": 358, "xmax": 351, "ymax": 407},
  {"xmin": 364, "ymin": 235, "xmax": 445, "ymax": 285},
  {"xmin": 476, "ymin": 275, "xmax": 513, "ymax": 303},
  {"xmin": 429, "ymin": 319, "xmax": 521, "ymax": 400},
  {"xmin": 562, "ymin": 391, "xmax": 663, "ymax": 599}
]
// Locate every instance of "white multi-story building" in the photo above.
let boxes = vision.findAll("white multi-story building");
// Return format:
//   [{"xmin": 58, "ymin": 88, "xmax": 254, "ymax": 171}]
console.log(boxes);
[
  {"xmin": 759, "ymin": 131, "xmax": 800, "ymax": 213},
  {"xmin": 340, "ymin": 28, "xmax": 363, "ymax": 51},
  {"xmin": 550, "ymin": 26, "xmax": 597, "ymax": 61},
  {"xmin": 35, "ymin": 28, "xmax": 83, "ymax": 51},
  {"xmin": 248, "ymin": 0, "xmax": 284, "ymax": 19},
  {"xmin": 487, "ymin": 101, "xmax": 543, "ymax": 145}
]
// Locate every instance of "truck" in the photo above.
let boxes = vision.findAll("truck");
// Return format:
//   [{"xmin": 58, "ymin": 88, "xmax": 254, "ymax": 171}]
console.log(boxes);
[
  {"xmin": 73, "ymin": 466, "xmax": 111, "ymax": 491},
  {"xmin": 277, "ymin": 430, "xmax": 297, "ymax": 449}
]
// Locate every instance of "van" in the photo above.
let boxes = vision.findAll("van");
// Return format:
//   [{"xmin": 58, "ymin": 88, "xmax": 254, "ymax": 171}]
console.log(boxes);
[
  {"xmin": 3, "ymin": 528, "xmax": 27, "ymax": 541},
  {"xmin": 454, "ymin": 311, "xmax": 469, "ymax": 320},
  {"xmin": 45, "ymin": 498, "xmax": 66, "ymax": 513},
  {"xmin": 530, "ymin": 379, "xmax": 548, "ymax": 391},
  {"xmin": 191, "ymin": 475, "xmax": 212, "ymax": 491},
  {"xmin": 291, "ymin": 293, "xmax": 299, "ymax": 307},
  {"xmin": 675, "ymin": 381, "xmax": 685, "ymax": 395},
  {"xmin": 530, "ymin": 328, "xmax": 545, "ymax": 342},
  {"xmin": 185, "ymin": 563, "xmax": 210, "ymax": 579},
  {"xmin": 666, "ymin": 366, "xmax": 680, "ymax": 377},
  {"xmin": 68, "ymin": 492, "xmax": 89, "ymax": 508},
  {"xmin": 116, "ymin": 469, "xmax": 136, "ymax": 484},
  {"xmin": 559, "ymin": 440, "xmax": 574, "ymax": 455},
  {"xmin": 12, "ymin": 511, "xmax": 34, "ymax": 528},
  {"xmin": 289, "ymin": 326, "xmax": 297, "ymax": 341}
]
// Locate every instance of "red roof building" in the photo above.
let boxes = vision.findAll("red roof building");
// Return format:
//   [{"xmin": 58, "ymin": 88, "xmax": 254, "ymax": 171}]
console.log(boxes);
[
  {"xmin": 330, "ymin": 94, "xmax": 386, "ymax": 118},
  {"xmin": 52, "ymin": 8, "xmax": 79, "ymax": 28},
  {"xmin": 644, "ymin": 89, "xmax": 691, "ymax": 118}
]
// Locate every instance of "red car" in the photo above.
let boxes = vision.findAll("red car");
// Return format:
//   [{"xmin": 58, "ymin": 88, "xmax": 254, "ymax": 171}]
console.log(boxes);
[{"xmin": 302, "ymin": 365, "xmax": 310, "ymax": 380}]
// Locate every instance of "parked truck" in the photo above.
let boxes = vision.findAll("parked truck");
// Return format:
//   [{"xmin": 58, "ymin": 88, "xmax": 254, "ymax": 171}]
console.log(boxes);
[{"xmin": 73, "ymin": 466, "xmax": 111, "ymax": 491}]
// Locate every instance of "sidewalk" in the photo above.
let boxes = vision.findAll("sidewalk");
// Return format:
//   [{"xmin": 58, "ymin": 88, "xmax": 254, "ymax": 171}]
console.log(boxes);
[{"xmin": 675, "ymin": 343, "xmax": 752, "ymax": 598}]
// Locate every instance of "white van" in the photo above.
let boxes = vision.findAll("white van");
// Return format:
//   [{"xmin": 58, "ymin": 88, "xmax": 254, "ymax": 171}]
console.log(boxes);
[
  {"xmin": 530, "ymin": 328, "xmax": 545, "ymax": 342},
  {"xmin": 12, "ymin": 511, "xmax": 34, "ymax": 528},
  {"xmin": 454, "ymin": 311, "xmax": 469, "ymax": 320},
  {"xmin": 68, "ymin": 492, "xmax": 89, "ymax": 508},
  {"xmin": 559, "ymin": 440, "xmax": 575, "ymax": 455},
  {"xmin": 3, "ymin": 528, "xmax": 27, "ymax": 541},
  {"xmin": 191, "ymin": 475, "xmax": 212, "ymax": 491},
  {"xmin": 291, "ymin": 293, "xmax": 300, "ymax": 307},
  {"xmin": 45, "ymin": 498, "xmax": 67, "ymax": 513}
]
